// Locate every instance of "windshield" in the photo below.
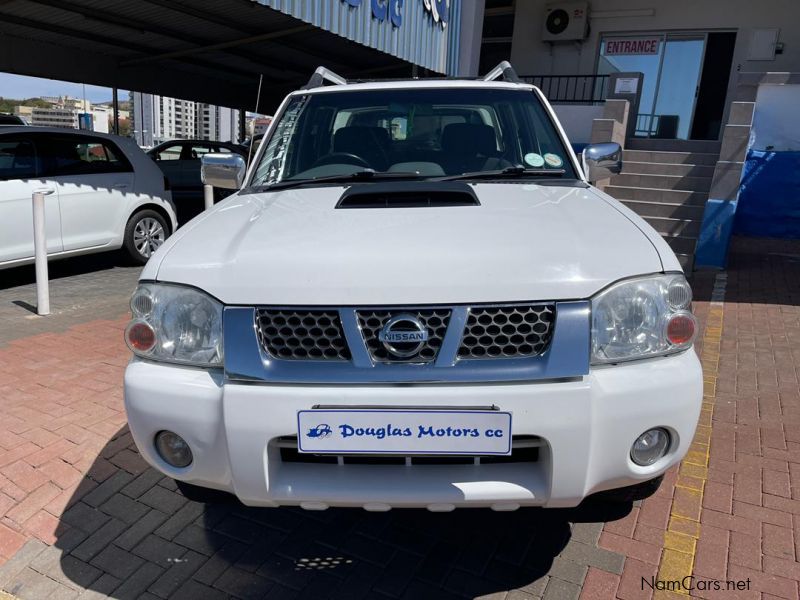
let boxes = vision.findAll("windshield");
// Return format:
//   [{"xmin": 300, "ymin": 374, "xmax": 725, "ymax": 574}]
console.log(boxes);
[{"xmin": 249, "ymin": 87, "xmax": 577, "ymax": 187}]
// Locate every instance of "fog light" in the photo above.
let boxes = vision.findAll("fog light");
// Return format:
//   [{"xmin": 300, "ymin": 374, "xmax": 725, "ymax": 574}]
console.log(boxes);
[
  {"xmin": 630, "ymin": 428, "xmax": 670, "ymax": 466},
  {"xmin": 155, "ymin": 431, "xmax": 193, "ymax": 468}
]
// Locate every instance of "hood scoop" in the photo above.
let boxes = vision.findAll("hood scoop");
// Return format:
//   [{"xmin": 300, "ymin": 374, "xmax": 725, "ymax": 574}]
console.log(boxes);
[{"xmin": 336, "ymin": 181, "xmax": 480, "ymax": 209}]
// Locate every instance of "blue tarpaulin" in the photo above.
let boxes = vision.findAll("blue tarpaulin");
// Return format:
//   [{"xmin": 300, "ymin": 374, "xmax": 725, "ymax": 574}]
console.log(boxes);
[{"xmin": 734, "ymin": 150, "xmax": 800, "ymax": 238}]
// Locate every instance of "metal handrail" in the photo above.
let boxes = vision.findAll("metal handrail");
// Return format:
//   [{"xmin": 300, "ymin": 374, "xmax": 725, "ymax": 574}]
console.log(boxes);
[{"xmin": 520, "ymin": 74, "xmax": 610, "ymax": 104}]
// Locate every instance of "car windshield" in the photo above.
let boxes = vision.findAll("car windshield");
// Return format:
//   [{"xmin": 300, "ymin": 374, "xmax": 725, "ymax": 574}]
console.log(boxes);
[{"xmin": 249, "ymin": 87, "xmax": 576, "ymax": 187}]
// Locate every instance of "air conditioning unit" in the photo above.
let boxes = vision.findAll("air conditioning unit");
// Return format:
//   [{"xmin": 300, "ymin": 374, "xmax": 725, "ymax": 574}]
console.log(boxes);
[{"xmin": 542, "ymin": 2, "xmax": 589, "ymax": 42}]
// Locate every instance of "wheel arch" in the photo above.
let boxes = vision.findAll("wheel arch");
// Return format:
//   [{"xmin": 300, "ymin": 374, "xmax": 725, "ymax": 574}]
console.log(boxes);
[{"xmin": 128, "ymin": 203, "xmax": 175, "ymax": 234}]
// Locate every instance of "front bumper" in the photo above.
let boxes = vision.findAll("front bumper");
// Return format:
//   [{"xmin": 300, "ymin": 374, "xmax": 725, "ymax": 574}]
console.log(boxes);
[{"xmin": 123, "ymin": 350, "xmax": 702, "ymax": 509}]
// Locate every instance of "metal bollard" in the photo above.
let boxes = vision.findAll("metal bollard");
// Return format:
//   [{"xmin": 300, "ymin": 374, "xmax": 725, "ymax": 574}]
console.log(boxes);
[
  {"xmin": 32, "ymin": 190, "xmax": 52, "ymax": 316},
  {"xmin": 203, "ymin": 184, "xmax": 214, "ymax": 211}
]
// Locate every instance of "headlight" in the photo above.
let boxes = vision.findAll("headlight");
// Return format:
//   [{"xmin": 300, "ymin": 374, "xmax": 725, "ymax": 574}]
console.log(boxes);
[
  {"xmin": 591, "ymin": 274, "xmax": 696, "ymax": 364},
  {"xmin": 125, "ymin": 283, "xmax": 223, "ymax": 366}
]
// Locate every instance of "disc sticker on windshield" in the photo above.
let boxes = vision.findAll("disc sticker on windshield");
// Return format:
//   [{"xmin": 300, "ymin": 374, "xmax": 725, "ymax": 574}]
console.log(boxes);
[
  {"xmin": 524, "ymin": 153, "xmax": 544, "ymax": 167},
  {"xmin": 544, "ymin": 153, "xmax": 563, "ymax": 168}
]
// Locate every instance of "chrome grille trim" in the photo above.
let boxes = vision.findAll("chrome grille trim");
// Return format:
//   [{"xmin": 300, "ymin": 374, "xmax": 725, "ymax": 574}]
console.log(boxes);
[
  {"xmin": 458, "ymin": 304, "xmax": 555, "ymax": 359},
  {"xmin": 223, "ymin": 302, "xmax": 591, "ymax": 384},
  {"xmin": 255, "ymin": 309, "xmax": 350, "ymax": 361},
  {"xmin": 357, "ymin": 309, "xmax": 451, "ymax": 363}
]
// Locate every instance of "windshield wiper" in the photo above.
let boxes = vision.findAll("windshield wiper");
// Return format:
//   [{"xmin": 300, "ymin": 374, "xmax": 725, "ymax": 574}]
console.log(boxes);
[
  {"xmin": 437, "ymin": 166, "xmax": 566, "ymax": 181},
  {"xmin": 255, "ymin": 170, "xmax": 425, "ymax": 191}
]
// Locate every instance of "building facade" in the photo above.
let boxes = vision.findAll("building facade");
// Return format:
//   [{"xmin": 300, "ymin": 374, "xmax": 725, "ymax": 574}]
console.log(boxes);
[
  {"xmin": 14, "ymin": 100, "xmax": 110, "ymax": 133},
  {"xmin": 196, "ymin": 104, "xmax": 240, "ymax": 144},
  {"xmin": 497, "ymin": 0, "xmax": 800, "ymax": 143},
  {"xmin": 131, "ymin": 93, "xmax": 241, "ymax": 147},
  {"xmin": 485, "ymin": 0, "xmax": 800, "ymax": 268},
  {"xmin": 28, "ymin": 107, "xmax": 78, "ymax": 129},
  {"xmin": 262, "ymin": 0, "xmax": 482, "ymax": 76}
]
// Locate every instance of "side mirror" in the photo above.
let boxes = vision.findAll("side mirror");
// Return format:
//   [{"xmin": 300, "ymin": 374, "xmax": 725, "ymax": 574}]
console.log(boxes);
[
  {"xmin": 201, "ymin": 154, "xmax": 247, "ymax": 190},
  {"xmin": 582, "ymin": 142, "xmax": 622, "ymax": 184}
]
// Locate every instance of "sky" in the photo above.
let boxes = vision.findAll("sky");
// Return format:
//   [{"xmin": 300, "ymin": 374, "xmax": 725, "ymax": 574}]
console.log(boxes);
[{"xmin": 0, "ymin": 72, "xmax": 127, "ymax": 103}]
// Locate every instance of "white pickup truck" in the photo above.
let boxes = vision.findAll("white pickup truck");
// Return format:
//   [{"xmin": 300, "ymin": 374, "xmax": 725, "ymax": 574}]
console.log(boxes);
[{"xmin": 123, "ymin": 63, "xmax": 702, "ymax": 510}]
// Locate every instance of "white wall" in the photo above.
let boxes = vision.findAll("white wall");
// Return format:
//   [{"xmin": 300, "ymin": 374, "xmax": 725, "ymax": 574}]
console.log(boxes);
[
  {"xmin": 552, "ymin": 104, "xmax": 605, "ymax": 143},
  {"xmin": 510, "ymin": 0, "xmax": 800, "ymax": 124},
  {"xmin": 752, "ymin": 84, "xmax": 800, "ymax": 151}
]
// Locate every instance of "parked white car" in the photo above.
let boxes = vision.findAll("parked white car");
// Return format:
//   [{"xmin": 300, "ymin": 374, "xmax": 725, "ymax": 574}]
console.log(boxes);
[
  {"xmin": 0, "ymin": 127, "xmax": 176, "ymax": 268},
  {"xmin": 123, "ymin": 63, "xmax": 703, "ymax": 510}
]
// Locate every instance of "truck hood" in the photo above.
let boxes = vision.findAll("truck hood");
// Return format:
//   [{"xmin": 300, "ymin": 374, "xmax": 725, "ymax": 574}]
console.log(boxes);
[{"xmin": 149, "ymin": 183, "xmax": 664, "ymax": 305}]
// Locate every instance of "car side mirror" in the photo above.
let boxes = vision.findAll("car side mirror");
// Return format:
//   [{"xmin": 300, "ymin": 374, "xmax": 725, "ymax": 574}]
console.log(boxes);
[
  {"xmin": 582, "ymin": 142, "xmax": 622, "ymax": 184},
  {"xmin": 201, "ymin": 154, "xmax": 247, "ymax": 190}
]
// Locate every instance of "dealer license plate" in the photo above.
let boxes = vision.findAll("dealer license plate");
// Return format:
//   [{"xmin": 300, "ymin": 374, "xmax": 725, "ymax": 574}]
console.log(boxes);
[{"xmin": 297, "ymin": 409, "xmax": 512, "ymax": 455}]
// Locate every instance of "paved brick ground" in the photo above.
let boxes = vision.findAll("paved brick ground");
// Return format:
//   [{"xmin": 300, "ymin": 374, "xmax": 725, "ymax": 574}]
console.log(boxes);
[
  {"xmin": 0, "ymin": 254, "xmax": 141, "ymax": 347},
  {"xmin": 0, "ymin": 239, "xmax": 798, "ymax": 599}
]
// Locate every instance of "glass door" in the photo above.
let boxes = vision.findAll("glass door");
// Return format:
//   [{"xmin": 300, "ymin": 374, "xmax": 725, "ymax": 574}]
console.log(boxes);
[
  {"xmin": 598, "ymin": 34, "xmax": 664, "ymax": 136},
  {"xmin": 598, "ymin": 32, "xmax": 708, "ymax": 140},
  {"xmin": 651, "ymin": 35, "xmax": 705, "ymax": 140}
]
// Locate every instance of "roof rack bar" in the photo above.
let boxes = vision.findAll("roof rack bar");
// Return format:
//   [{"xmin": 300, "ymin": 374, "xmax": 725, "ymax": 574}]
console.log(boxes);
[
  {"xmin": 482, "ymin": 61, "xmax": 521, "ymax": 83},
  {"xmin": 303, "ymin": 66, "xmax": 348, "ymax": 89}
]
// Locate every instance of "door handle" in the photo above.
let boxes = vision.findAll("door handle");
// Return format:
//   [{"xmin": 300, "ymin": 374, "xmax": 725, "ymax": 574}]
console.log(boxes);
[{"xmin": 112, "ymin": 183, "xmax": 129, "ymax": 189}]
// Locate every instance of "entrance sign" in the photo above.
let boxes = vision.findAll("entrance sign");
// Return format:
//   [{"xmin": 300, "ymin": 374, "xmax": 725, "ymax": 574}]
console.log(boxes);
[{"xmin": 605, "ymin": 37, "xmax": 660, "ymax": 55}]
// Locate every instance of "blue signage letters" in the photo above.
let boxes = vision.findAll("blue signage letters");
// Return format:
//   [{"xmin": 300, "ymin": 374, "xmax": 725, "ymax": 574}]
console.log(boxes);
[{"xmin": 343, "ymin": 0, "xmax": 403, "ymax": 27}]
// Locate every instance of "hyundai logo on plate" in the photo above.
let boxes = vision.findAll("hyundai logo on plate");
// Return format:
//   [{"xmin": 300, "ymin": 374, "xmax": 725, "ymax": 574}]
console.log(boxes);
[{"xmin": 378, "ymin": 314, "xmax": 429, "ymax": 358}]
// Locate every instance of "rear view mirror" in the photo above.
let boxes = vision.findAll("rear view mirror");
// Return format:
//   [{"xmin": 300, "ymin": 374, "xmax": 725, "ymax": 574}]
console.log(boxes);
[
  {"xmin": 201, "ymin": 154, "xmax": 247, "ymax": 190},
  {"xmin": 582, "ymin": 142, "xmax": 622, "ymax": 184}
]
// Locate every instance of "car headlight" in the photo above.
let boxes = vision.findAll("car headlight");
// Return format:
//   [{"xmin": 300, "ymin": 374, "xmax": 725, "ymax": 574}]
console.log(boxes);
[
  {"xmin": 591, "ymin": 274, "xmax": 696, "ymax": 364},
  {"xmin": 125, "ymin": 283, "xmax": 223, "ymax": 367}
]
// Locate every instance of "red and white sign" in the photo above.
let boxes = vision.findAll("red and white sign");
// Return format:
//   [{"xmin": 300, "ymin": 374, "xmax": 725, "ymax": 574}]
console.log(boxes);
[{"xmin": 605, "ymin": 37, "xmax": 660, "ymax": 55}]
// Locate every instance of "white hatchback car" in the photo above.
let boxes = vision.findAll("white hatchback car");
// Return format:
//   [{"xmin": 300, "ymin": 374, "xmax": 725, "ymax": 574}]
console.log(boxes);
[
  {"xmin": 124, "ymin": 64, "xmax": 702, "ymax": 510},
  {"xmin": 0, "ymin": 127, "xmax": 176, "ymax": 268}
]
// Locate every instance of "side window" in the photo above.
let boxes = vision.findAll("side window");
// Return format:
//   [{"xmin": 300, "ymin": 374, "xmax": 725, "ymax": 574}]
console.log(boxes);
[
  {"xmin": 155, "ymin": 145, "xmax": 183, "ymax": 161},
  {"xmin": 79, "ymin": 142, "xmax": 110, "ymax": 163},
  {"xmin": 188, "ymin": 145, "xmax": 213, "ymax": 160},
  {"xmin": 39, "ymin": 136, "xmax": 133, "ymax": 176},
  {"xmin": 0, "ymin": 138, "xmax": 37, "ymax": 180}
]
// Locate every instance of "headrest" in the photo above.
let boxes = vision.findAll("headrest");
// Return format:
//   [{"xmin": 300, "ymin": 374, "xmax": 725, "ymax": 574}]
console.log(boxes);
[
  {"xmin": 333, "ymin": 126, "xmax": 389, "ymax": 153},
  {"xmin": 441, "ymin": 123, "xmax": 497, "ymax": 155}
]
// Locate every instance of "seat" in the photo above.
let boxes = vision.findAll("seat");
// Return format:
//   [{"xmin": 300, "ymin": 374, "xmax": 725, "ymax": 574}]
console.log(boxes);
[
  {"xmin": 11, "ymin": 143, "xmax": 36, "ymax": 178},
  {"xmin": 332, "ymin": 126, "xmax": 390, "ymax": 170},
  {"xmin": 440, "ymin": 123, "xmax": 509, "ymax": 174}
]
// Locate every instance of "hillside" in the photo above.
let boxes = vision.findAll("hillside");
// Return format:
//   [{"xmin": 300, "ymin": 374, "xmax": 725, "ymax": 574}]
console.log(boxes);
[{"xmin": 0, "ymin": 97, "xmax": 53, "ymax": 113}]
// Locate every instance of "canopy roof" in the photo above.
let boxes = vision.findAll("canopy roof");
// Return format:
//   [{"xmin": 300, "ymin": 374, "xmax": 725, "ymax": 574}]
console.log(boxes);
[{"xmin": 0, "ymin": 0, "xmax": 416, "ymax": 111}]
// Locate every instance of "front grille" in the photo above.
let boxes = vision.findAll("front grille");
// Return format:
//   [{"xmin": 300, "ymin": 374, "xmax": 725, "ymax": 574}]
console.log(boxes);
[
  {"xmin": 357, "ymin": 309, "xmax": 451, "ymax": 362},
  {"xmin": 457, "ymin": 304, "xmax": 555, "ymax": 359},
  {"xmin": 255, "ymin": 309, "xmax": 350, "ymax": 361},
  {"xmin": 253, "ymin": 304, "xmax": 556, "ymax": 364}
]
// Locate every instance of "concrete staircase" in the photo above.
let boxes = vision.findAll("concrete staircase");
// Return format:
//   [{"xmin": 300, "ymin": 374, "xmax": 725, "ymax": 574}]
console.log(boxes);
[{"xmin": 604, "ymin": 138, "xmax": 721, "ymax": 271}]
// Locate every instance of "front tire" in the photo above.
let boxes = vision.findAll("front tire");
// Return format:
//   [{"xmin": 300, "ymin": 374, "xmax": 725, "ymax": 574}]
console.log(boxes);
[{"xmin": 124, "ymin": 209, "xmax": 169, "ymax": 265}]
